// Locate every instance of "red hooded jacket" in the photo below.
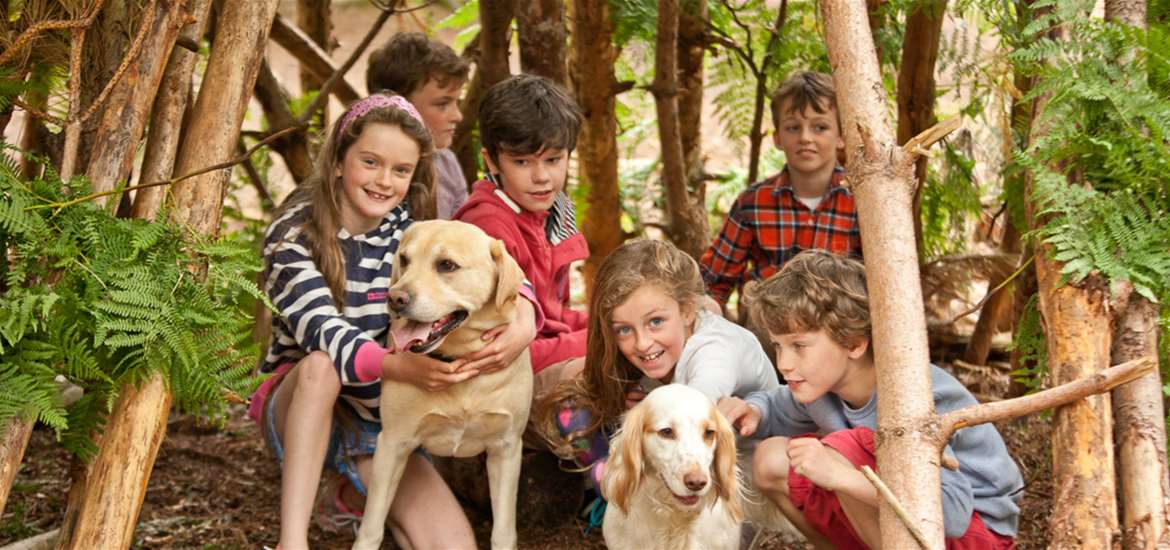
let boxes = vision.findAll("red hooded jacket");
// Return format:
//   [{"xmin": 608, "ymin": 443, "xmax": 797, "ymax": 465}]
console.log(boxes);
[{"xmin": 453, "ymin": 180, "xmax": 589, "ymax": 373}]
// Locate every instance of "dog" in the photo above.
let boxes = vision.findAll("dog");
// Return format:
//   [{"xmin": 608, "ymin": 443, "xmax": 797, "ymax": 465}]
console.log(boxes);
[
  {"xmin": 603, "ymin": 384, "xmax": 744, "ymax": 550},
  {"xmin": 353, "ymin": 220, "xmax": 533, "ymax": 550}
]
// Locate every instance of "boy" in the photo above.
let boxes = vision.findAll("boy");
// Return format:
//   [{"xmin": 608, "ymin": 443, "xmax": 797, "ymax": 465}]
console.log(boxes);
[
  {"xmin": 700, "ymin": 71, "xmax": 861, "ymax": 309},
  {"xmin": 367, "ymin": 32, "xmax": 470, "ymax": 219},
  {"xmin": 718, "ymin": 251, "xmax": 1022, "ymax": 549},
  {"xmin": 453, "ymin": 74, "xmax": 588, "ymax": 388}
]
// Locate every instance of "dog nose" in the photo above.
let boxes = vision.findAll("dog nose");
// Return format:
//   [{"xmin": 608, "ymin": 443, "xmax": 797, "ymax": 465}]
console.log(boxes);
[
  {"xmin": 684, "ymin": 471, "xmax": 707, "ymax": 491},
  {"xmin": 388, "ymin": 289, "xmax": 411, "ymax": 312}
]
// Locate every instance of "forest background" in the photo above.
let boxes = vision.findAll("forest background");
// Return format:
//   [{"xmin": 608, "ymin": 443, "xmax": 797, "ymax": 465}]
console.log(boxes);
[{"xmin": 0, "ymin": 0, "xmax": 1168, "ymax": 548}]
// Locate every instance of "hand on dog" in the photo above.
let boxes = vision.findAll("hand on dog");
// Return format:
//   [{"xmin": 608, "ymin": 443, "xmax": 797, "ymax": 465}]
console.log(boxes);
[
  {"xmin": 787, "ymin": 438, "xmax": 849, "ymax": 491},
  {"xmin": 717, "ymin": 396, "xmax": 761, "ymax": 436},
  {"xmin": 460, "ymin": 297, "xmax": 537, "ymax": 376},
  {"xmin": 383, "ymin": 352, "xmax": 476, "ymax": 391}
]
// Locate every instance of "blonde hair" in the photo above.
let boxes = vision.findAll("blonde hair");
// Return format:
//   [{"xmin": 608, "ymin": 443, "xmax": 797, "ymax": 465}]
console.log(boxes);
[
  {"xmin": 272, "ymin": 100, "xmax": 436, "ymax": 305},
  {"xmin": 535, "ymin": 239, "xmax": 706, "ymax": 454},
  {"xmin": 746, "ymin": 250, "xmax": 870, "ymax": 349}
]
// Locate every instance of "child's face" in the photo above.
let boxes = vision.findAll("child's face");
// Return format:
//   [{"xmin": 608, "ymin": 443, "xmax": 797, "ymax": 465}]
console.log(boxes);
[
  {"xmin": 609, "ymin": 285, "xmax": 696, "ymax": 382},
  {"xmin": 335, "ymin": 123, "xmax": 418, "ymax": 234},
  {"xmin": 481, "ymin": 147, "xmax": 569, "ymax": 213},
  {"xmin": 768, "ymin": 328, "xmax": 867, "ymax": 404},
  {"xmin": 772, "ymin": 100, "xmax": 845, "ymax": 186},
  {"xmin": 407, "ymin": 77, "xmax": 464, "ymax": 150}
]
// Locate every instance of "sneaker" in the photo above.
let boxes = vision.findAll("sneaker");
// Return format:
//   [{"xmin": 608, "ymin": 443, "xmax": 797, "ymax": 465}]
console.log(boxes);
[{"xmin": 314, "ymin": 474, "xmax": 364, "ymax": 535}]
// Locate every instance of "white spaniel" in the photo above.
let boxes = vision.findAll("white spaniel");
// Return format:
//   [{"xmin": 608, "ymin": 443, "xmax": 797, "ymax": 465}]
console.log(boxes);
[{"xmin": 603, "ymin": 384, "xmax": 743, "ymax": 550}]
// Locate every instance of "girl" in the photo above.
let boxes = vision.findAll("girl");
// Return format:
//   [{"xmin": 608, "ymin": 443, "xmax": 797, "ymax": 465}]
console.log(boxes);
[
  {"xmin": 249, "ymin": 94, "xmax": 535, "ymax": 550},
  {"xmin": 539, "ymin": 239, "xmax": 779, "ymax": 495}
]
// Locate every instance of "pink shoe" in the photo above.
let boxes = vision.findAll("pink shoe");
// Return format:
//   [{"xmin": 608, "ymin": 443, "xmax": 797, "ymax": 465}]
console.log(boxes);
[{"xmin": 314, "ymin": 475, "xmax": 364, "ymax": 535}]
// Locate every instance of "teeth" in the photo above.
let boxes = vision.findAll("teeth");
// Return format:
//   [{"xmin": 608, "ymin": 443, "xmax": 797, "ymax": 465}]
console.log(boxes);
[
  {"xmin": 640, "ymin": 350, "xmax": 664, "ymax": 361},
  {"xmin": 367, "ymin": 190, "xmax": 390, "ymax": 200}
]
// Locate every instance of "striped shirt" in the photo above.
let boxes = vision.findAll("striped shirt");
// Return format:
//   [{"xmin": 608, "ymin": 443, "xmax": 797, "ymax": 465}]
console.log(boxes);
[
  {"xmin": 260, "ymin": 202, "xmax": 410, "ymax": 421},
  {"xmin": 700, "ymin": 167, "xmax": 861, "ymax": 305}
]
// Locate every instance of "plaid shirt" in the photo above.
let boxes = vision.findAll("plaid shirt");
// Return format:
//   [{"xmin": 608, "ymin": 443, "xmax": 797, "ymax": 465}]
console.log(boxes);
[{"xmin": 700, "ymin": 167, "xmax": 862, "ymax": 304}]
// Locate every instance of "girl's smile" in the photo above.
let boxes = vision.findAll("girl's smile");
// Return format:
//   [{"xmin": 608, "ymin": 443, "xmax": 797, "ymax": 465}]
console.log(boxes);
[
  {"xmin": 610, "ymin": 285, "xmax": 696, "ymax": 382},
  {"xmin": 336, "ymin": 123, "xmax": 419, "ymax": 234}
]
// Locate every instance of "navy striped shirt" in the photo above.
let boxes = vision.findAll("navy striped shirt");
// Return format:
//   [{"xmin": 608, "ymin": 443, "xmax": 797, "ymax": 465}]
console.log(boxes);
[{"xmin": 260, "ymin": 202, "xmax": 410, "ymax": 421}]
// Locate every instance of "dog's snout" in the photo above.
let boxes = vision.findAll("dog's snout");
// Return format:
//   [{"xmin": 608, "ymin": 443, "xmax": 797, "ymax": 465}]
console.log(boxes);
[
  {"xmin": 683, "ymin": 470, "xmax": 707, "ymax": 492},
  {"xmin": 388, "ymin": 289, "xmax": 411, "ymax": 312}
]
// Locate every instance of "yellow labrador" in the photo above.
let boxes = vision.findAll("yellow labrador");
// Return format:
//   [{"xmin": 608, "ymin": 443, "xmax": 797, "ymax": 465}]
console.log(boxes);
[{"xmin": 353, "ymin": 220, "xmax": 532, "ymax": 550}]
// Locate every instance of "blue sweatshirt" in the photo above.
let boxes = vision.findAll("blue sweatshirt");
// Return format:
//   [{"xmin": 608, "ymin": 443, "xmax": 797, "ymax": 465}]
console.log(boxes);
[{"xmin": 744, "ymin": 364, "xmax": 1023, "ymax": 538}]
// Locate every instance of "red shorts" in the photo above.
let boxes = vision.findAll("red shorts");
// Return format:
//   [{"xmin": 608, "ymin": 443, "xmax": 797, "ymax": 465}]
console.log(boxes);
[{"xmin": 786, "ymin": 427, "xmax": 1015, "ymax": 550}]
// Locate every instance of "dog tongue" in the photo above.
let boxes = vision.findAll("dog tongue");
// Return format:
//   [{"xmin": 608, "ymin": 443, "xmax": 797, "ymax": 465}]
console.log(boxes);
[{"xmin": 390, "ymin": 321, "xmax": 431, "ymax": 352}]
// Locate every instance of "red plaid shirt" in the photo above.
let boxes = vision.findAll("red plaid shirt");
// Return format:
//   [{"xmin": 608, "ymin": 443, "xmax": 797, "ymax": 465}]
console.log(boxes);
[{"xmin": 700, "ymin": 167, "xmax": 862, "ymax": 305}]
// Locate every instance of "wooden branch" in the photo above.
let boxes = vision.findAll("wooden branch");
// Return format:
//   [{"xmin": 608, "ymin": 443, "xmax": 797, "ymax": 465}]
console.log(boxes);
[
  {"xmin": 859, "ymin": 465, "xmax": 929, "ymax": 549},
  {"xmin": 900, "ymin": 116, "xmax": 961, "ymax": 160},
  {"xmin": 59, "ymin": 25, "xmax": 87, "ymax": 182},
  {"xmin": 0, "ymin": 0, "xmax": 108, "ymax": 67},
  {"xmin": 268, "ymin": 13, "xmax": 360, "ymax": 104},
  {"xmin": 236, "ymin": 139, "xmax": 273, "ymax": 211},
  {"xmin": 78, "ymin": 0, "xmax": 160, "ymax": 125},
  {"xmin": 0, "ymin": 416, "xmax": 34, "ymax": 516},
  {"xmin": 938, "ymin": 356, "xmax": 1157, "ymax": 441},
  {"xmin": 0, "ymin": 528, "xmax": 58, "ymax": 550},
  {"xmin": 12, "ymin": 99, "xmax": 64, "ymax": 127},
  {"xmin": 293, "ymin": 6, "xmax": 393, "ymax": 126}
]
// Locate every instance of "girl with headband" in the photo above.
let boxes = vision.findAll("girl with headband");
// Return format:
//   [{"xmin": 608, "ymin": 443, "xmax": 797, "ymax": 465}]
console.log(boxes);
[{"xmin": 250, "ymin": 94, "xmax": 533, "ymax": 549}]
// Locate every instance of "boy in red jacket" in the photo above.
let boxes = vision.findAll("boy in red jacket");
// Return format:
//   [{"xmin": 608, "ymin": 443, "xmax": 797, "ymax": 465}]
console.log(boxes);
[{"xmin": 453, "ymin": 74, "xmax": 588, "ymax": 392}]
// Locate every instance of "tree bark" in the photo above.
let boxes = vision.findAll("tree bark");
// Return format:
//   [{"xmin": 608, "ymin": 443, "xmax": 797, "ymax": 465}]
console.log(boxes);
[
  {"xmin": 573, "ymin": 0, "xmax": 621, "ymax": 294},
  {"xmin": 0, "ymin": 416, "xmax": 34, "ymax": 516},
  {"xmin": 268, "ymin": 14, "xmax": 360, "ymax": 104},
  {"xmin": 516, "ymin": 0, "xmax": 566, "ymax": 85},
  {"xmin": 132, "ymin": 0, "xmax": 214, "ymax": 220},
  {"xmin": 677, "ymin": 0, "xmax": 706, "ymax": 194},
  {"xmin": 452, "ymin": 66, "xmax": 484, "ymax": 185},
  {"xmin": 54, "ymin": 376, "xmax": 171, "ymax": 550},
  {"xmin": 895, "ymin": 0, "xmax": 946, "ymax": 256},
  {"xmin": 296, "ymin": 0, "xmax": 332, "ymax": 98},
  {"xmin": 254, "ymin": 59, "xmax": 314, "ymax": 184},
  {"xmin": 1106, "ymin": 0, "xmax": 1146, "ymax": 25},
  {"xmin": 653, "ymin": 0, "xmax": 709, "ymax": 260},
  {"xmin": 820, "ymin": 1, "xmax": 943, "ymax": 546},
  {"xmin": 479, "ymin": 0, "xmax": 514, "ymax": 89},
  {"xmin": 75, "ymin": 0, "xmax": 133, "ymax": 174},
  {"xmin": 169, "ymin": 0, "xmax": 281, "ymax": 236},
  {"xmin": 83, "ymin": 0, "xmax": 187, "ymax": 209}
]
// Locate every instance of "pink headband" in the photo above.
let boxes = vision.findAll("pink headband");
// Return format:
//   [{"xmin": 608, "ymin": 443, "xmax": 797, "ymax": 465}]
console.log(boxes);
[{"xmin": 339, "ymin": 94, "xmax": 425, "ymax": 135}]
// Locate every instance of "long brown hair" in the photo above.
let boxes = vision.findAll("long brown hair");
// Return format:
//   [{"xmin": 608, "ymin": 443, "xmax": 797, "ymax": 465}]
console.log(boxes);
[
  {"xmin": 535, "ymin": 239, "xmax": 706, "ymax": 457},
  {"xmin": 271, "ymin": 98, "xmax": 436, "ymax": 306}
]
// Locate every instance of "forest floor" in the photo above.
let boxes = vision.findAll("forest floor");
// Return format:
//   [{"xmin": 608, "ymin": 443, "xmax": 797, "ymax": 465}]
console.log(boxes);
[{"xmin": 0, "ymin": 376, "xmax": 1053, "ymax": 550}]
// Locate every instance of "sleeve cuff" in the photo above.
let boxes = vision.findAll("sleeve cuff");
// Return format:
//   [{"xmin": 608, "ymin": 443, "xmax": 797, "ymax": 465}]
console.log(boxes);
[
  {"xmin": 519, "ymin": 281, "xmax": 545, "ymax": 332},
  {"xmin": 354, "ymin": 341, "xmax": 390, "ymax": 382}
]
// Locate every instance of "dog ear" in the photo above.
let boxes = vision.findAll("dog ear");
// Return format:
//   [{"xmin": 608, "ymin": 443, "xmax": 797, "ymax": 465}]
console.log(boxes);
[
  {"xmin": 711, "ymin": 406, "xmax": 744, "ymax": 522},
  {"xmin": 490, "ymin": 239, "xmax": 524, "ymax": 310},
  {"xmin": 605, "ymin": 404, "xmax": 646, "ymax": 514}
]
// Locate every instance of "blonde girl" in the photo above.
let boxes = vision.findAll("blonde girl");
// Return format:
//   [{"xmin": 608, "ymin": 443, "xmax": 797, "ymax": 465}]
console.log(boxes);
[{"xmin": 249, "ymin": 94, "xmax": 535, "ymax": 550}]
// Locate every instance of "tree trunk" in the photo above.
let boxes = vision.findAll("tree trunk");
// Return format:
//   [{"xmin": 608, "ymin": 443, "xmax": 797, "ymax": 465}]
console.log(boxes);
[
  {"xmin": 452, "ymin": 66, "xmax": 484, "ymax": 185},
  {"xmin": 0, "ymin": 416, "xmax": 34, "ymax": 516},
  {"xmin": 254, "ymin": 59, "xmax": 314, "ymax": 184},
  {"xmin": 895, "ymin": 0, "xmax": 946, "ymax": 256},
  {"xmin": 516, "ymin": 0, "xmax": 566, "ymax": 85},
  {"xmin": 820, "ymin": 2, "xmax": 943, "ymax": 547},
  {"xmin": 1111, "ymin": 296, "xmax": 1169, "ymax": 549},
  {"xmin": 84, "ymin": 0, "xmax": 187, "ymax": 209},
  {"xmin": 677, "ymin": 0, "xmax": 706, "ymax": 195},
  {"xmin": 268, "ymin": 13, "xmax": 360, "ymax": 104},
  {"xmin": 653, "ymin": 0, "xmax": 709, "ymax": 260},
  {"xmin": 133, "ymin": 0, "xmax": 214, "ymax": 220},
  {"xmin": 747, "ymin": 3, "xmax": 788, "ymax": 185},
  {"xmin": 54, "ymin": 376, "xmax": 171, "ymax": 550},
  {"xmin": 296, "ymin": 0, "xmax": 332, "ymax": 99},
  {"xmin": 1106, "ymin": 0, "xmax": 1146, "ymax": 25},
  {"xmin": 75, "ymin": 0, "xmax": 134, "ymax": 173},
  {"xmin": 962, "ymin": 223, "xmax": 1020, "ymax": 365},
  {"xmin": 573, "ymin": 0, "xmax": 621, "ymax": 294},
  {"xmin": 479, "ymin": 0, "xmax": 514, "ymax": 88}
]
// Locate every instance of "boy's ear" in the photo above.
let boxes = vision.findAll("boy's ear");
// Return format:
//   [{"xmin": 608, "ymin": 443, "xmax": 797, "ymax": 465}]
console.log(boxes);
[
  {"xmin": 847, "ymin": 338, "xmax": 869, "ymax": 359},
  {"xmin": 480, "ymin": 147, "xmax": 498, "ymax": 175}
]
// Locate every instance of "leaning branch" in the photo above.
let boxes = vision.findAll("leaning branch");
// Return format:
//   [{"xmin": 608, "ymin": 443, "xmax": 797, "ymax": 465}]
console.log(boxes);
[
  {"xmin": 938, "ymin": 356, "xmax": 1157, "ymax": 441},
  {"xmin": 268, "ymin": 14, "xmax": 360, "ymax": 104},
  {"xmin": 859, "ymin": 466, "xmax": 929, "ymax": 549},
  {"xmin": 78, "ymin": 0, "xmax": 161, "ymax": 125},
  {"xmin": 0, "ymin": 0, "xmax": 109, "ymax": 66},
  {"xmin": 900, "ymin": 116, "xmax": 961, "ymax": 159},
  {"xmin": 292, "ymin": 6, "xmax": 393, "ymax": 125}
]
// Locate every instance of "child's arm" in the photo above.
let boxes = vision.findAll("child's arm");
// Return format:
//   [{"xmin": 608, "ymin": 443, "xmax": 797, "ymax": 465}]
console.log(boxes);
[
  {"xmin": 938, "ymin": 445, "xmax": 976, "ymax": 537},
  {"xmin": 529, "ymin": 328, "xmax": 587, "ymax": 374},
  {"xmin": 699, "ymin": 202, "xmax": 756, "ymax": 306},
  {"xmin": 459, "ymin": 296, "xmax": 538, "ymax": 375},
  {"xmin": 787, "ymin": 438, "xmax": 877, "ymax": 506},
  {"xmin": 741, "ymin": 387, "xmax": 819, "ymax": 438}
]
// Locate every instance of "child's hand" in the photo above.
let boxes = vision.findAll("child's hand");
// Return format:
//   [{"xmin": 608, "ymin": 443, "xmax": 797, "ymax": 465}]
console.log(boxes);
[
  {"xmin": 623, "ymin": 383, "xmax": 646, "ymax": 409},
  {"xmin": 460, "ymin": 298, "xmax": 537, "ymax": 375},
  {"xmin": 717, "ymin": 397, "xmax": 761, "ymax": 436},
  {"xmin": 787, "ymin": 438, "xmax": 849, "ymax": 490},
  {"xmin": 383, "ymin": 352, "xmax": 476, "ymax": 391}
]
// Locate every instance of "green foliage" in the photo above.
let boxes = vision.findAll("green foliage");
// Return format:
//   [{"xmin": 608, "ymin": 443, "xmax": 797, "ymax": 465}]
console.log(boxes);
[
  {"xmin": 920, "ymin": 141, "xmax": 983, "ymax": 259},
  {"xmin": 1008, "ymin": 295, "xmax": 1047, "ymax": 391},
  {"xmin": 0, "ymin": 149, "xmax": 266, "ymax": 458}
]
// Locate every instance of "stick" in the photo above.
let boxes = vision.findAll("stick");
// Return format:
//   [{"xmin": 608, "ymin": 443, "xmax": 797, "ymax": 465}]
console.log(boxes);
[
  {"xmin": 938, "ymin": 356, "xmax": 1156, "ymax": 440},
  {"xmin": 859, "ymin": 465, "xmax": 930, "ymax": 549},
  {"xmin": 901, "ymin": 116, "xmax": 962, "ymax": 158},
  {"xmin": 268, "ymin": 14, "xmax": 360, "ymax": 104}
]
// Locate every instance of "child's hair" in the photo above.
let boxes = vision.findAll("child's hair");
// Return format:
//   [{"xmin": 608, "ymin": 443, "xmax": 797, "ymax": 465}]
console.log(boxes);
[
  {"xmin": 272, "ymin": 95, "xmax": 436, "ymax": 305},
  {"xmin": 746, "ymin": 250, "xmax": 870, "ymax": 349},
  {"xmin": 366, "ymin": 32, "xmax": 470, "ymax": 97},
  {"xmin": 478, "ymin": 74, "xmax": 582, "ymax": 164},
  {"xmin": 770, "ymin": 71, "xmax": 839, "ymax": 128},
  {"xmin": 535, "ymin": 239, "xmax": 706, "ymax": 451}
]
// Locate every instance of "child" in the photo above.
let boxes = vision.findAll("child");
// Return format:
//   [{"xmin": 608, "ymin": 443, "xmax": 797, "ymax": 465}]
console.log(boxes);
[
  {"xmin": 248, "ymin": 94, "xmax": 534, "ymax": 550},
  {"xmin": 367, "ymin": 32, "xmax": 470, "ymax": 219},
  {"xmin": 700, "ymin": 71, "xmax": 862, "ymax": 311},
  {"xmin": 538, "ymin": 239, "xmax": 779, "ymax": 506},
  {"xmin": 718, "ymin": 251, "xmax": 1023, "ymax": 549},
  {"xmin": 453, "ymin": 74, "xmax": 589, "ymax": 391}
]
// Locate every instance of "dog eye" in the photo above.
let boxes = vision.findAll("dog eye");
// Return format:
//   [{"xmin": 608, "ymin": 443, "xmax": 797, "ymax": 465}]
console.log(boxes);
[
  {"xmin": 436, "ymin": 259, "xmax": 460, "ymax": 273},
  {"xmin": 399, "ymin": 255, "xmax": 410, "ymax": 269},
  {"xmin": 657, "ymin": 427, "xmax": 675, "ymax": 439},
  {"xmin": 704, "ymin": 428, "xmax": 716, "ymax": 441}
]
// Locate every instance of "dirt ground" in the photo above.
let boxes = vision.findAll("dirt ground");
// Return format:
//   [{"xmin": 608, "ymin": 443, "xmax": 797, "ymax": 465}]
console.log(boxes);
[{"xmin": 0, "ymin": 393, "xmax": 1053, "ymax": 549}]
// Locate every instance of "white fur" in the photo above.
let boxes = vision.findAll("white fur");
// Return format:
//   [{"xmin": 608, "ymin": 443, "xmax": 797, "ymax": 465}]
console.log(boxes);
[{"xmin": 603, "ymin": 384, "xmax": 743, "ymax": 550}]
